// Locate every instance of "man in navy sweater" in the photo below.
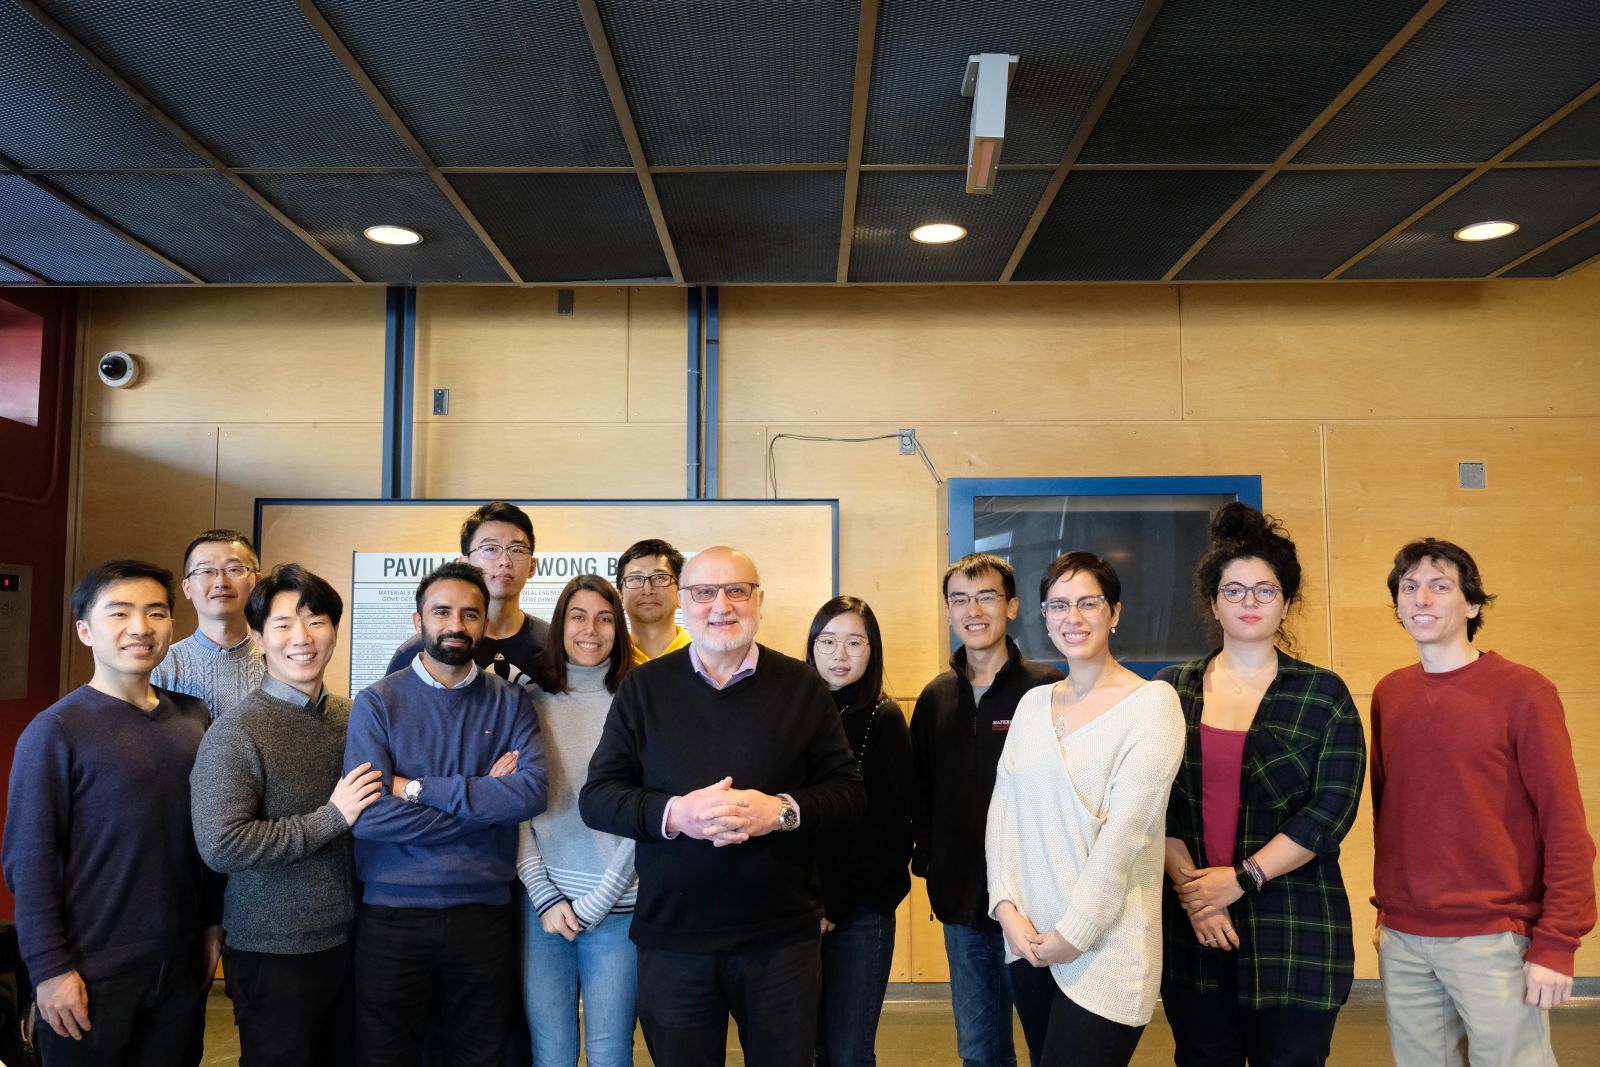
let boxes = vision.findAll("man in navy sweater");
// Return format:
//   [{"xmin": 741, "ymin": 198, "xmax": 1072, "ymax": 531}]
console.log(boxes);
[
  {"xmin": 581, "ymin": 546, "xmax": 865, "ymax": 1067},
  {"xmin": 3, "ymin": 560, "xmax": 220, "ymax": 1067},
  {"xmin": 345, "ymin": 561, "xmax": 548, "ymax": 1067}
]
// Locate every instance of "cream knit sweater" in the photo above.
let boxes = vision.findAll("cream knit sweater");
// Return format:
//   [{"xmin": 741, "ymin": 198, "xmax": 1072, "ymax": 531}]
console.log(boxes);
[{"xmin": 986, "ymin": 679, "xmax": 1184, "ymax": 1027}]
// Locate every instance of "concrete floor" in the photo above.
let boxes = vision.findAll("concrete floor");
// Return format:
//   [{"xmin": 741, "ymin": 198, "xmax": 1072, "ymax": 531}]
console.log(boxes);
[{"xmin": 199, "ymin": 986, "xmax": 1600, "ymax": 1066}]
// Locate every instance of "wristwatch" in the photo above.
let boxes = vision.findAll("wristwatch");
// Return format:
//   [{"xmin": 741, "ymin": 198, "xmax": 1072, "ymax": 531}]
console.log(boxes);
[
  {"xmin": 776, "ymin": 795, "xmax": 799, "ymax": 832},
  {"xmin": 404, "ymin": 778, "xmax": 424, "ymax": 805}
]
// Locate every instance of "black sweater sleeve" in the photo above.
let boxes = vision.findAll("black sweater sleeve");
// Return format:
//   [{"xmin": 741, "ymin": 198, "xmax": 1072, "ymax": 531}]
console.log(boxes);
[
  {"xmin": 823, "ymin": 700, "xmax": 914, "ymax": 922},
  {"xmin": 908, "ymin": 683, "xmax": 939, "ymax": 878},
  {"xmin": 789, "ymin": 671, "xmax": 868, "ymax": 833},
  {"xmin": 578, "ymin": 671, "xmax": 670, "ymax": 842}
]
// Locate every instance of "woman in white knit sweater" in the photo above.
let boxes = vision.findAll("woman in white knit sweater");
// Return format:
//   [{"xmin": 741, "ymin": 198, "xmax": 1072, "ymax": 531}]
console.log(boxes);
[{"xmin": 987, "ymin": 551, "xmax": 1185, "ymax": 1067}]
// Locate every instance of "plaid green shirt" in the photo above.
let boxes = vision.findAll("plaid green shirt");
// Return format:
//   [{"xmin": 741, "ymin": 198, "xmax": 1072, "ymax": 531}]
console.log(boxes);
[{"xmin": 1158, "ymin": 651, "xmax": 1367, "ymax": 1010}]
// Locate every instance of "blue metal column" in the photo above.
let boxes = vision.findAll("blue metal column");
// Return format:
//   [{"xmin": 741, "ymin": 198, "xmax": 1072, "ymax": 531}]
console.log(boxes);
[
  {"xmin": 685, "ymin": 286, "xmax": 702, "ymax": 499},
  {"xmin": 381, "ymin": 286, "xmax": 416, "ymax": 499},
  {"xmin": 703, "ymin": 286, "xmax": 719, "ymax": 499}
]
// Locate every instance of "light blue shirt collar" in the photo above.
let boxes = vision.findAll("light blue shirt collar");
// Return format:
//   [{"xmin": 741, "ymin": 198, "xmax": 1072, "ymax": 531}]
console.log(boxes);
[
  {"xmin": 260, "ymin": 673, "xmax": 327, "ymax": 712},
  {"xmin": 688, "ymin": 643, "xmax": 758, "ymax": 691},
  {"xmin": 190, "ymin": 629, "xmax": 255, "ymax": 655},
  {"xmin": 410, "ymin": 654, "xmax": 480, "ymax": 690}
]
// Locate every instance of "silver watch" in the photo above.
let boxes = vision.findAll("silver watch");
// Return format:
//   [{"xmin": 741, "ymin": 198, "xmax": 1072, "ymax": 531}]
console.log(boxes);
[
  {"xmin": 404, "ymin": 778, "xmax": 424, "ymax": 804},
  {"xmin": 776, "ymin": 795, "xmax": 799, "ymax": 832}
]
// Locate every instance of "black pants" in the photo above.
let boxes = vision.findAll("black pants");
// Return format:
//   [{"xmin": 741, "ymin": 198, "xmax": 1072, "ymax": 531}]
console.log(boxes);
[
  {"xmin": 636, "ymin": 933, "xmax": 821, "ymax": 1067},
  {"xmin": 1161, "ymin": 964, "xmax": 1340, "ymax": 1067},
  {"xmin": 224, "ymin": 943, "xmax": 354, "ymax": 1067},
  {"xmin": 354, "ymin": 902, "xmax": 515, "ymax": 1067},
  {"xmin": 34, "ymin": 950, "xmax": 205, "ymax": 1067},
  {"xmin": 1008, "ymin": 961, "xmax": 1145, "ymax": 1067}
]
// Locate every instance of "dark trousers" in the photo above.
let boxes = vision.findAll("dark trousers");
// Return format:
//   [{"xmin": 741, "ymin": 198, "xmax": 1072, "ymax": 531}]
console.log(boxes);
[
  {"xmin": 636, "ymin": 933, "xmax": 821, "ymax": 1067},
  {"xmin": 34, "ymin": 950, "xmax": 205, "ymax": 1067},
  {"xmin": 816, "ymin": 908, "xmax": 896, "ymax": 1067},
  {"xmin": 224, "ymin": 943, "xmax": 355, "ymax": 1067},
  {"xmin": 1161, "ymin": 965, "xmax": 1340, "ymax": 1067},
  {"xmin": 354, "ymin": 902, "xmax": 515, "ymax": 1067},
  {"xmin": 1008, "ymin": 961, "xmax": 1145, "ymax": 1067}
]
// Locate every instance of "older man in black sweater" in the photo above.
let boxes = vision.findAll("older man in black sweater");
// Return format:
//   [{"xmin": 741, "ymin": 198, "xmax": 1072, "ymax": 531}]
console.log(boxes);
[{"xmin": 581, "ymin": 546, "xmax": 865, "ymax": 1067}]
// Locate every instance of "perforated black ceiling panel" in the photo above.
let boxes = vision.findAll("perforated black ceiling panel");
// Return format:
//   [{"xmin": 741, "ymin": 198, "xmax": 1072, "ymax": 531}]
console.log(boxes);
[
  {"xmin": 1503, "ymin": 222, "xmax": 1600, "ymax": 277},
  {"xmin": 1512, "ymin": 93, "xmax": 1600, "ymax": 162},
  {"xmin": 1013, "ymin": 170, "xmax": 1258, "ymax": 281},
  {"xmin": 1079, "ymin": 0, "xmax": 1428, "ymax": 165},
  {"xmin": 863, "ymin": 0, "xmax": 1146, "ymax": 166},
  {"xmin": 315, "ymin": 0, "xmax": 630, "ymax": 167},
  {"xmin": 656, "ymin": 172, "xmax": 843, "ymax": 282},
  {"xmin": 0, "ymin": 175, "xmax": 188, "ymax": 284},
  {"xmin": 0, "ymin": 3, "xmax": 203, "ymax": 169},
  {"xmin": 1180, "ymin": 170, "xmax": 1468, "ymax": 280},
  {"xmin": 0, "ymin": 261, "xmax": 35, "ymax": 284},
  {"xmin": 848, "ymin": 170, "xmax": 1049, "ymax": 281},
  {"xmin": 50, "ymin": 174, "xmax": 349, "ymax": 284},
  {"xmin": 247, "ymin": 174, "xmax": 508, "ymax": 283},
  {"xmin": 1344, "ymin": 168, "xmax": 1600, "ymax": 278},
  {"xmin": 449, "ymin": 173, "xmax": 671, "ymax": 281},
  {"xmin": 33, "ymin": 0, "xmax": 416, "ymax": 168},
  {"xmin": 599, "ymin": 0, "xmax": 856, "ymax": 166},
  {"xmin": 1296, "ymin": 0, "xmax": 1600, "ymax": 164}
]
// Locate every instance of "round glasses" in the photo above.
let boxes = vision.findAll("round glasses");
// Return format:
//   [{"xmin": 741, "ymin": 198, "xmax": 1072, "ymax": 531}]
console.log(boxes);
[
  {"xmin": 1219, "ymin": 583, "xmax": 1281, "ymax": 604},
  {"xmin": 814, "ymin": 635, "xmax": 870, "ymax": 657},
  {"xmin": 683, "ymin": 582, "xmax": 759, "ymax": 603}
]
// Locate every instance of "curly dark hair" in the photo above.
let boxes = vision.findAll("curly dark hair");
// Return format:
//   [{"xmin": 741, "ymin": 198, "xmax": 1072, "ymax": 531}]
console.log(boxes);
[
  {"xmin": 1386, "ymin": 538, "xmax": 1495, "ymax": 641},
  {"xmin": 1194, "ymin": 502, "xmax": 1301, "ymax": 645}
]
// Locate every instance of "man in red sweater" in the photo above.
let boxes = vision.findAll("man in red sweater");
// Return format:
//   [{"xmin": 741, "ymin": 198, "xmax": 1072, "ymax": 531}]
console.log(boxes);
[{"xmin": 1371, "ymin": 538, "xmax": 1595, "ymax": 1067}]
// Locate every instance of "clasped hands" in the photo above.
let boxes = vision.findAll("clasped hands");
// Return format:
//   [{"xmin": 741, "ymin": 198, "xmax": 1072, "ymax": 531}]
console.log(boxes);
[
  {"xmin": 1173, "ymin": 865, "xmax": 1242, "ymax": 950},
  {"xmin": 994, "ymin": 901, "xmax": 1082, "ymax": 968},
  {"xmin": 667, "ymin": 776, "xmax": 784, "ymax": 847}
]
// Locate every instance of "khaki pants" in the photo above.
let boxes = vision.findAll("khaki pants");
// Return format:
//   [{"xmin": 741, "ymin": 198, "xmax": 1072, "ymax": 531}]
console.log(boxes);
[{"xmin": 1378, "ymin": 928, "xmax": 1556, "ymax": 1067}]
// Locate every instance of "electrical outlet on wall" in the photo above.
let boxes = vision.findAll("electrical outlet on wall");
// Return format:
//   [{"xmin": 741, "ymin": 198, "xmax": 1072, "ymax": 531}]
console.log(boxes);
[{"xmin": 899, "ymin": 428, "xmax": 917, "ymax": 455}]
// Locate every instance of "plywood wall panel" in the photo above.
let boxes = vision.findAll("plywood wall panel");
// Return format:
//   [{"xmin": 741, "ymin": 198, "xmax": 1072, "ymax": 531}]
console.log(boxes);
[
  {"xmin": 216, "ymin": 423, "xmax": 384, "ymax": 533},
  {"xmin": 81, "ymin": 288, "xmax": 386, "ymax": 424},
  {"xmin": 625, "ymin": 287, "xmax": 689, "ymax": 423},
  {"xmin": 719, "ymin": 286, "xmax": 1183, "ymax": 424},
  {"xmin": 412, "ymin": 422, "xmax": 687, "ymax": 500}
]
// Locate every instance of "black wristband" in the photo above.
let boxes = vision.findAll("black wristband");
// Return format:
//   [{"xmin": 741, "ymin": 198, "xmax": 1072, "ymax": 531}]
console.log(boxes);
[{"xmin": 1234, "ymin": 863, "xmax": 1259, "ymax": 894}]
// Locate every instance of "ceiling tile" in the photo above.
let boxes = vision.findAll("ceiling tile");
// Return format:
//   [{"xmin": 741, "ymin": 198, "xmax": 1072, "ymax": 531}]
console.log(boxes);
[
  {"xmin": 849, "ymin": 170, "xmax": 1050, "ymax": 281},
  {"xmin": 0, "ymin": 175, "xmax": 188, "ymax": 284},
  {"xmin": 656, "ymin": 172, "xmax": 843, "ymax": 282}
]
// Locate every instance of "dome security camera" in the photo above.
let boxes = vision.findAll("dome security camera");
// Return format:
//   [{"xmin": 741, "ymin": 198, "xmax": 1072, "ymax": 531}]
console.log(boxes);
[{"xmin": 98, "ymin": 351, "xmax": 142, "ymax": 389}]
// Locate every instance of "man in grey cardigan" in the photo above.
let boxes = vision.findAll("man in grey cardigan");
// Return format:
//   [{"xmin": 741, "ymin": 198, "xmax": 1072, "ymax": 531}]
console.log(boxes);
[{"xmin": 191, "ymin": 564, "xmax": 383, "ymax": 1067}]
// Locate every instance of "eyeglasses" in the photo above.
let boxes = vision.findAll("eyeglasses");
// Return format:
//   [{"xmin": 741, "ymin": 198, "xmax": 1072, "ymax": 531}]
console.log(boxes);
[
  {"xmin": 620, "ymin": 572, "xmax": 676, "ymax": 589},
  {"xmin": 946, "ymin": 590, "xmax": 1006, "ymax": 609},
  {"xmin": 186, "ymin": 565, "xmax": 257, "ymax": 581},
  {"xmin": 683, "ymin": 582, "xmax": 759, "ymax": 603},
  {"xmin": 469, "ymin": 543, "xmax": 533, "ymax": 562},
  {"xmin": 814, "ymin": 635, "xmax": 870, "ymax": 657},
  {"xmin": 1041, "ymin": 595, "xmax": 1109, "ymax": 618},
  {"xmin": 1219, "ymin": 582, "xmax": 1282, "ymax": 604}
]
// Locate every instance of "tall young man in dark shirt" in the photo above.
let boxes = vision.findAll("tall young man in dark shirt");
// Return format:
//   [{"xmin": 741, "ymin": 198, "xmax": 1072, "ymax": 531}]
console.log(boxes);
[{"xmin": 910, "ymin": 553, "xmax": 1063, "ymax": 1067}]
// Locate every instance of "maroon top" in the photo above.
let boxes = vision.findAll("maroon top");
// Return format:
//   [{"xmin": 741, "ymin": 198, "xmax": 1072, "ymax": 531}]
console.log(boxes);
[{"xmin": 1200, "ymin": 722, "xmax": 1248, "ymax": 868}]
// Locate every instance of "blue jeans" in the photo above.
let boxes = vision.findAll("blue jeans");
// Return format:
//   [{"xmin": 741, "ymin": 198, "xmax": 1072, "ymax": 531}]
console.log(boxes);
[
  {"xmin": 943, "ymin": 924, "xmax": 1017, "ymax": 1067},
  {"xmin": 816, "ymin": 908, "xmax": 897, "ymax": 1066},
  {"xmin": 520, "ymin": 901, "xmax": 637, "ymax": 1067}
]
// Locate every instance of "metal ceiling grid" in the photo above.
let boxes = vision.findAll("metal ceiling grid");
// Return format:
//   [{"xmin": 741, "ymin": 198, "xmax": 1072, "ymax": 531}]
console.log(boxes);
[
  {"xmin": 314, "ymin": 0, "xmax": 631, "ymax": 168},
  {"xmin": 1012, "ymin": 170, "xmax": 1259, "ymax": 281},
  {"xmin": 1346, "ymin": 167, "xmax": 1600, "ymax": 278},
  {"xmin": 1504, "ymin": 220, "xmax": 1600, "ymax": 277},
  {"xmin": 848, "ymin": 170, "xmax": 1051, "ymax": 282},
  {"xmin": 862, "ymin": 0, "xmax": 1146, "ymax": 166},
  {"xmin": 598, "ymin": 0, "xmax": 857, "ymax": 166},
  {"xmin": 32, "ymin": 0, "xmax": 416, "ymax": 168},
  {"xmin": 1078, "ymin": 0, "xmax": 1431, "ymax": 166},
  {"xmin": 448, "ymin": 173, "xmax": 671, "ymax": 281},
  {"xmin": 655, "ymin": 172, "xmax": 844, "ymax": 282},
  {"xmin": 247, "ymin": 174, "xmax": 510, "ymax": 283},
  {"xmin": 1512, "ymin": 93, "xmax": 1600, "ymax": 162},
  {"xmin": 1180, "ymin": 170, "xmax": 1469, "ymax": 280},
  {"xmin": 0, "ymin": 175, "xmax": 187, "ymax": 284},
  {"xmin": 50, "ymin": 173, "xmax": 350, "ymax": 283},
  {"xmin": 1296, "ymin": 0, "xmax": 1600, "ymax": 164},
  {"xmin": 0, "ymin": 2, "xmax": 202, "ymax": 169}
]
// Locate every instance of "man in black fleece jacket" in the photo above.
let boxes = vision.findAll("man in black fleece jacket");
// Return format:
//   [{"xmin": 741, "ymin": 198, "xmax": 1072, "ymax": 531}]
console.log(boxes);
[{"xmin": 581, "ymin": 546, "xmax": 865, "ymax": 1067}]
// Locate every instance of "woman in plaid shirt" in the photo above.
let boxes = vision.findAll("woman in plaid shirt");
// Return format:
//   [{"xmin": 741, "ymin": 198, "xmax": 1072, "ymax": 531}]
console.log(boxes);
[{"xmin": 1156, "ymin": 503, "xmax": 1366, "ymax": 1067}]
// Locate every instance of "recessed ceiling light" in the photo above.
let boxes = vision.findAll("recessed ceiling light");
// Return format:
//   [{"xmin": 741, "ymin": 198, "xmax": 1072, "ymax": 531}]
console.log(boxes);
[
  {"xmin": 910, "ymin": 223, "xmax": 968, "ymax": 244},
  {"xmin": 363, "ymin": 225, "xmax": 423, "ymax": 246},
  {"xmin": 1453, "ymin": 220, "xmax": 1518, "ymax": 242}
]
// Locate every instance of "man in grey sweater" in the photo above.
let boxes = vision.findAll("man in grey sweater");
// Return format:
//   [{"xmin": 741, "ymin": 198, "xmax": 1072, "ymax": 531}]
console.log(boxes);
[
  {"xmin": 190, "ymin": 564, "xmax": 383, "ymax": 1067},
  {"xmin": 154, "ymin": 528, "xmax": 266, "ymax": 720}
]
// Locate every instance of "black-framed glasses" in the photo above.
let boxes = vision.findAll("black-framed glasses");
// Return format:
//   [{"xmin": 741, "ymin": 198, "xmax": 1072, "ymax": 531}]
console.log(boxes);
[
  {"xmin": 946, "ymin": 590, "xmax": 1006, "ymax": 609},
  {"xmin": 620, "ymin": 572, "xmax": 676, "ymax": 589},
  {"xmin": 814, "ymin": 635, "xmax": 870, "ymax": 657},
  {"xmin": 1219, "ymin": 582, "xmax": 1281, "ymax": 604},
  {"xmin": 186, "ymin": 565, "xmax": 257, "ymax": 581},
  {"xmin": 683, "ymin": 582, "xmax": 759, "ymax": 603},
  {"xmin": 469, "ymin": 543, "xmax": 533, "ymax": 561},
  {"xmin": 1041, "ymin": 595, "xmax": 1109, "ymax": 618}
]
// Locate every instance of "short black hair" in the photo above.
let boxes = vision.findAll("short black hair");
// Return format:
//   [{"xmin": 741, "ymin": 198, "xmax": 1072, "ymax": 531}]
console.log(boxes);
[
  {"xmin": 1038, "ymin": 552, "xmax": 1122, "ymax": 608},
  {"xmin": 943, "ymin": 552, "xmax": 1016, "ymax": 600},
  {"xmin": 182, "ymin": 529, "xmax": 257, "ymax": 574},
  {"xmin": 71, "ymin": 560, "xmax": 174, "ymax": 622},
  {"xmin": 534, "ymin": 574, "xmax": 635, "ymax": 695},
  {"xmin": 416, "ymin": 561, "xmax": 490, "ymax": 612},
  {"xmin": 805, "ymin": 595, "xmax": 889, "ymax": 706},
  {"xmin": 246, "ymin": 563, "xmax": 344, "ymax": 631},
  {"xmin": 459, "ymin": 501, "xmax": 535, "ymax": 556},
  {"xmin": 616, "ymin": 538, "xmax": 685, "ymax": 581},
  {"xmin": 1387, "ymin": 538, "xmax": 1496, "ymax": 641}
]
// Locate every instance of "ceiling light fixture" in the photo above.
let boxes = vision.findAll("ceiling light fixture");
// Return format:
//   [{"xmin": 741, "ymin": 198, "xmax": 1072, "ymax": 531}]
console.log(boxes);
[
  {"xmin": 363, "ymin": 225, "xmax": 423, "ymax": 246},
  {"xmin": 1453, "ymin": 220, "xmax": 1519, "ymax": 242},
  {"xmin": 911, "ymin": 223, "xmax": 968, "ymax": 244},
  {"xmin": 961, "ymin": 53, "xmax": 1019, "ymax": 195}
]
